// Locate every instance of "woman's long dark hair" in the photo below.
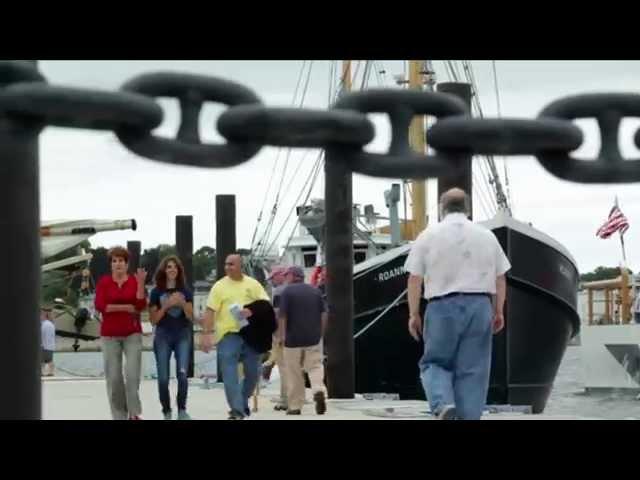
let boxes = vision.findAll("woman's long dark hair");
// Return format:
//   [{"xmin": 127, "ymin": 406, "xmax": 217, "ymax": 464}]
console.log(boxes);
[{"xmin": 154, "ymin": 255, "xmax": 186, "ymax": 291}]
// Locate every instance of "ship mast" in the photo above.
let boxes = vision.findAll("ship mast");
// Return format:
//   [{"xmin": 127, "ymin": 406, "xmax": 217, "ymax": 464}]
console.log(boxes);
[
  {"xmin": 408, "ymin": 60, "xmax": 429, "ymax": 238},
  {"xmin": 341, "ymin": 60, "xmax": 352, "ymax": 94}
]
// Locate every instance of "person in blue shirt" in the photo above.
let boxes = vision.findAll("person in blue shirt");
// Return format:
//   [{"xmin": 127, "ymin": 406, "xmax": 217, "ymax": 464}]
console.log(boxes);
[{"xmin": 149, "ymin": 255, "xmax": 194, "ymax": 420}]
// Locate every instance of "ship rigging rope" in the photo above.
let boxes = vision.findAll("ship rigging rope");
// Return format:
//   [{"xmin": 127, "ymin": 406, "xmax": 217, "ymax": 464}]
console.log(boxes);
[
  {"xmin": 259, "ymin": 61, "xmax": 315, "ymax": 249},
  {"xmin": 492, "ymin": 60, "xmax": 514, "ymax": 212},
  {"xmin": 274, "ymin": 61, "xmax": 378, "ymax": 261},
  {"xmin": 269, "ymin": 61, "xmax": 363, "ymax": 262},
  {"xmin": 259, "ymin": 60, "xmax": 381, "ymax": 262},
  {"xmin": 444, "ymin": 60, "xmax": 498, "ymax": 214},
  {"xmin": 254, "ymin": 61, "xmax": 316, "ymax": 258},
  {"xmin": 473, "ymin": 172, "xmax": 495, "ymax": 219},
  {"xmin": 351, "ymin": 60, "xmax": 363, "ymax": 88},
  {"xmin": 460, "ymin": 60, "xmax": 510, "ymax": 213},
  {"xmin": 360, "ymin": 60, "xmax": 372, "ymax": 90},
  {"xmin": 249, "ymin": 60, "xmax": 309, "ymax": 253},
  {"xmin": 373, "ymin": 61, "xmax": 394, "ymax": 88},
  {"xmin": 354, "ymin": 288, "xmax": 408, "ymax": 339},
  {"xmin": 276, "ymin": 153, "xmax": 325, "ymax": 263},
  {"xmin": 352, "ymin": 218, "xmax": 380, "ymax": 250},
  {"xmin": 252, "ymin": 62, "xmax": 314, "ymax": 258},
  {"xmin": 373, "ymin": 61, "xmax": 383, "ymax": 86},
  {"xmin": 461, "ymin": 63, "xmax": 500, "ymax": 177},
  {"xmin": 266, "ymin": 150, "xmax": 324, "ymax": 260},
  {"xmin": 476, "ymin": 159, "xmax": 499, "ymax": 214},
  {"xmin": 454, "ymin": 60, "xmax": 505, "ymax": 213}
]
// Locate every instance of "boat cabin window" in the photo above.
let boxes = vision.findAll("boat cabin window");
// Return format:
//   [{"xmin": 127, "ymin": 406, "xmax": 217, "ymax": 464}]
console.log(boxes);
[
  {"xmin": 354, "ymin": 251, "xmax": 366, "ymax": 264},
  {"xmin": 303, "ymin": 252, "xmax": 316, "ymax": 268}
]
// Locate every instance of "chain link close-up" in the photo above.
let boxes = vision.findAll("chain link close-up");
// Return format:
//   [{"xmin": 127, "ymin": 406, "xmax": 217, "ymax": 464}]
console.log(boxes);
[{"xmin": 1, "ymin": 61, "xmax": 639, "ymax": 182}]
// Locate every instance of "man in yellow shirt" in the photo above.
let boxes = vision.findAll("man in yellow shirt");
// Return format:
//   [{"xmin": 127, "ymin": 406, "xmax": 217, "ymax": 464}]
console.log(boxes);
[{"xmin": 201, "ymin": 254, "xmax": 269, "ymax": 420}]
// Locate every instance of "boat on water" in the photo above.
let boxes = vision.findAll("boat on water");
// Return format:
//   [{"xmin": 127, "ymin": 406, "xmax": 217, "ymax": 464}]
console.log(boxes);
[
  {"xmin": 246, "ymin": 60, "xmax": 581, "ymax": 413},
  {"xmin": 358, "ymin": 212, "xmax": 582, "ymax": 413},
  {"xmin": 283, "ymin": 203, "xmax": 580, "ymax": 413},
  {"xmin": 579, "ymin": 269, "xmax": 640, "ymax": 393}
]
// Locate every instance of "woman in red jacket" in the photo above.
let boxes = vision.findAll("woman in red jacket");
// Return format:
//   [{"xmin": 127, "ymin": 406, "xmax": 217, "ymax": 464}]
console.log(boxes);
[{"xmin": 95, "ymin": 246, "xmax": 148, "ymax": 420}]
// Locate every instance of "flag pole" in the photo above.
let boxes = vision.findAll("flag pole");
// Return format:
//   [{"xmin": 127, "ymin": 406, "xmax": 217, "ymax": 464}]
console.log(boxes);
[
  {"xmin": 619, "ymin": 231, "xmax": 628, "ymax": 266},
  {"xmin": 616, "ymin": 195, "xmax": 628, "ymax": 267}
]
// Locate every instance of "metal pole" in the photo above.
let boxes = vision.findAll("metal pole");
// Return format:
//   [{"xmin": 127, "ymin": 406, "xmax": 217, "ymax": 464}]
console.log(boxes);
[
  {"xmin": 215, "ymin": 195, "xmax": 236, "ymax": 280},
  {"xmin": 176, "ymin": 215, "xmax": 194, "ymax": 376},
  {"xmin": 127, "ymin": 240, "xmax": 141, "ymax": 273},
  {"xmin": 436, "ymin": 82, "xmax": 473, "ymax": 220},
  {"xmin": 0, "ymin": 89, "xmax": 41, "ymax": 419},
  {"xmin": 409, "ymin": 60, "xmax": 428, "ymax": 236},
  {"xmin": 385, "ymin": 184, "xmax": 402, "ymax": 246},
  {"xmin": 215, "ymin": 195, "xmax": 236, "ymax": 383},
  {"xmin": 324, "ymin": 60, "xmax": 355, "ymax": 399}
]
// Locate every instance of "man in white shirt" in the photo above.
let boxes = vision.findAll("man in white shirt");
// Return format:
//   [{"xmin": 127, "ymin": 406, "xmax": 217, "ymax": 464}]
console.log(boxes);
[
  {"xmin": 404, "ymin": 188, "xmax": 511, "ymax": 420},
  {"xmin": 40, "ymin": 308, "xmax": 56, "ymax": 377}
]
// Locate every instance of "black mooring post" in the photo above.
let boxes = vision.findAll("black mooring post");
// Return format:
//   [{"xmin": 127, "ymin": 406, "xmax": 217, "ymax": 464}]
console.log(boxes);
[
  {"xmin": 436, "ymin": 82, "xmax": 473, "ymax": 220},
  {"xmin": 215, "ymin": 195, "xmax": 236, "ymax": 383},
  {"xmin": 127, "ymin": 241, "xmax": 141, "ymax": 273},
  {"xmin": 0, "ymin": 102, "xmax": 42, "ymax": 420},
  {"xmin": 324, "ymin": 151, "xmax": 355, "ymax": 399},
  {"xmin": 176, "ymin": 215, "xmax": 194, "ymax": 378}
]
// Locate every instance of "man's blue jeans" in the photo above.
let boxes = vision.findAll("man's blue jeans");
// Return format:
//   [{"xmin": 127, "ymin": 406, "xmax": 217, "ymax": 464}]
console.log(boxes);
[
  {"xmin": 419, "ymin": 294, "xmax": 493, "ymax": 420},
  {"xmin": 153, "ymin": 327, "xmax": 191, "ymax": 414},
  {"xmin": 217, "ymin": 333, "xmax": 261, "ymax": 417}
]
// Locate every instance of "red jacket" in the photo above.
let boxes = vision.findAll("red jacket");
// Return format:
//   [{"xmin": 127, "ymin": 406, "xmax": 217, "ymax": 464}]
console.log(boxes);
[{"xmin": 95, "ymin": 275, "xmax": 147, "ymax": 337}]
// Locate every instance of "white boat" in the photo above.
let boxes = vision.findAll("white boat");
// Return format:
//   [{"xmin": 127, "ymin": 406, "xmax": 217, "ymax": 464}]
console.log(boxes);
[
  {"xmin": 279, "ymin": 201, "xmax": 394, "ymax": 281},
  {"xmin": 579, "ymin": 271, "xmax": 640, "ymax": 392}
]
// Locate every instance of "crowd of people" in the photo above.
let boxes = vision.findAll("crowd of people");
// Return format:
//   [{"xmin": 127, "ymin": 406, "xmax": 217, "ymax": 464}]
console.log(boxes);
[
  {"xmin": 42, "ymin": 187, "xmax": 513, "ymax": 421},
  {"xmin": 88, "ymin": 244, "xmax": 327, "ymax": 420}
]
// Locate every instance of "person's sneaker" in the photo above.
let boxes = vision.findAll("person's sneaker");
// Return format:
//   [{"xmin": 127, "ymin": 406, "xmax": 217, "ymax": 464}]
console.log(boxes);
[
  {"xmin": 274, "ymin": 404, "xmax": 288, "ymax": 411},
  {"xmin": 228, "ymin": 411, "xmax": 244, "ymax": 420},
  {"xmin": 314, "ymin": 391, "xmax": 327, "ymax": 415},
  {"xmin": 437, "ymin": 405, "xmax": 458, "ymax": 420},
  {"xmin": 177, "ymin": 410, "xmax": 191, "ymax": 420},
  {"xmin": 163, "ymin": 411, "xmax": 172, "ymax": 420},
  {"xmin": 286, "ymin": 409, "xmax": 302, "ymax": 415},
  {"xmin": 129, "ymin": 415, "xmax": 143, "ymax": 420}
]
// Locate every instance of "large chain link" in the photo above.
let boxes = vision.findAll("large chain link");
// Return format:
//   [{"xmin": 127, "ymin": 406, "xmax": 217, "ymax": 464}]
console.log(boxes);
[
  {"xmin": 330, "ymin": 89, "xmax": 470, "ymax": 178},
  {"xmin": 116, "ymin": 72, "xmax": 264, "ymax": 168},
  {"xmin": 537, "ymin": 93, "xmax": 640, "ymax": 183},
  {"xmin": 0, "ymin": 61, "xmax": 639, "ymax": 184}
]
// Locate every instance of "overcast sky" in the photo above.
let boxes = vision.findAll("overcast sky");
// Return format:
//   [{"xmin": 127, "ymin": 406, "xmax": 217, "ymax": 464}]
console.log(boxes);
[{"xmin": 38, "ymin": 60, "xmax": 640, "ymax": 273}]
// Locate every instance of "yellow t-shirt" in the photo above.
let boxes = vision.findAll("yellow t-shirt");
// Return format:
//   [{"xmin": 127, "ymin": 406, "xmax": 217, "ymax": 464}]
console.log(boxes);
[{"xmin": 206, "ymin": 275, "xmax": 270, "ymax": 342}]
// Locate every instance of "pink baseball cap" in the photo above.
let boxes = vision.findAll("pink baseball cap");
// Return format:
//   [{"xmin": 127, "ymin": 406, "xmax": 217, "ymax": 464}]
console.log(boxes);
[{"xmin": 267, "ymin": 265, "xmax": 287, "ymax": 280}]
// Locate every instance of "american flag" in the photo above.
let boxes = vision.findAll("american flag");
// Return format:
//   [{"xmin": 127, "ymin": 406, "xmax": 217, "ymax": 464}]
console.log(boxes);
[{"xmin": 596, "ymin": 201, "xmax": 630, "ymax": 239}]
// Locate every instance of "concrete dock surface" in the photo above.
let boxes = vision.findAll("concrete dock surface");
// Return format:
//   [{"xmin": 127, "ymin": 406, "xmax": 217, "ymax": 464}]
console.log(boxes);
[{"xmin": 41, "ymin": 376, "xmax": 596, "ymax": 420}]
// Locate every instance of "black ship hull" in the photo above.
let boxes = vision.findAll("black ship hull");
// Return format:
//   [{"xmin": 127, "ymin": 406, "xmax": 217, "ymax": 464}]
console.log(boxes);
[{"xmin": 353, "ymin": 213, "xmax": 580, "ymax": 413}]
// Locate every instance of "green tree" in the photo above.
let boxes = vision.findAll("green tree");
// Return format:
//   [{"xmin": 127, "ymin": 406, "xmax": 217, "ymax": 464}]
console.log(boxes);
[
  {"xmin": 580, "ymin": 266, "xmax": 633, "ymax": 283},
  {"xmin": 193, "ymin": 246, "xmax": 216, "ymax": 281},
  {"xmin": 141, "ymin": 244, "xmax": 177, "ymax": 282}
]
